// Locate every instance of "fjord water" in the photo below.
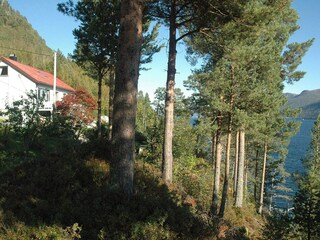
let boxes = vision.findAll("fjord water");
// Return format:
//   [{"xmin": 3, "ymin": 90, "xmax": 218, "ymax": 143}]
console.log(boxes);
[{"xmin": 274, "ymin": 118, "xmax": 315, "ymax": 209}]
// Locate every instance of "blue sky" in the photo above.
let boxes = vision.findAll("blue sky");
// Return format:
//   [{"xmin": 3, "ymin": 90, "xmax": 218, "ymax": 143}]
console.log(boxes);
[{"xmin": 7, "ymin": 0, "xmax": 320, "ymax": 99}]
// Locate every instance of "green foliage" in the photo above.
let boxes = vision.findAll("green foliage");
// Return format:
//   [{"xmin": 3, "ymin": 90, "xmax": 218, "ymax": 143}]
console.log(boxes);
[
  {"xmin": 0, "ymin": 221, "xmax": 81, "ymax": 240},
  {"xmin": 0, "ymin": 154, "xmax": 214, "ymax": 239},
  {"xmin": 58, "ymin": 0, "xmax": 120, "ymax": 77},
  {"xmin": 173, "ymin": 117, "xmax": 197, "ymax": 158},
  {"xmin": 293, "ymin": 179, "xmax": 320, "ymax": 240},
  {"xmin": 136, "ymin": 91, "xmax": 156, "ymax": 135},
  {"xmin": 184, "ymin": 0, "xmax": 307, "ymax": 217},
  {"xmin": 174, "ymin": 156, "xmax": 213, "ymax": 211},
  {"xmin": 0, "ymin": 91, "xmax": 50, "ymax": 154},
  {"xmin": 264, "ymin": 116, "xmax": 320, "ymax": 240},
  {"xmin": 0, "ymin": 95, "xmax": 214, "ymax": 239},
  {"xmin": 0, "ymin": 91, "xmax": 86, "ymax": 173},
  {"xmin": 292, "ymin": 115, "xmax": 320, "ymax": 239},
  {"xmin": 281, "ymin": 39, "xmax": 314, "ymax": 84},
  {"xmin": 262, "ymin": 210, "xmax": 297, "ymax": 240},
  {"xmin": 130, "ymin": 213, "xmax": 175, "ymax": 240},
  {"xmin": 137, "ymin": 88, "xmax": 196, "ymax": 163}
]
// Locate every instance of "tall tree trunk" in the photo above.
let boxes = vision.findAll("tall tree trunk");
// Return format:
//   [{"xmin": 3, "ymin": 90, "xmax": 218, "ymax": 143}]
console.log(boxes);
[
  {"xmin": 219, "ymin": 116, "xmax": 232, "ymax": 218},
  {"xmin": 162, "ymin": 0, "xmax": 177, "ymax": 185},
  {"xmin": 235, "ymin": 128, "xmax": 245, "ymax": 208},
  {"xmin": 268, "ymin": 179, "xmax": 273, "ymax": 211},
  {"xmin": 211, "ymin": 115, "xmax": 222, "ymax": 216},
  {"xmin": 97, "ymin": 72, "xmax": 103, "ymax": 139},
  {"xmin": 111, "ymin": 0, "xmax": 143, "ymax": 198},
  {"xmin": 220, "ymin": 65, "xmax": 235, "ymax": 217},
  {"xmin": 244, "ymin": 152, "xmax": 248, "ymax": 202},
  {"xmin": 233, "ymin": 131, "xmax": 239, "ymax": 196},
  {"xmin": 254, "ymin": 149, "xmax": 260, "ymax": 202},
  {"xmin": 211, "ymin": 133, "xmax": 216, "ymax": 166},
  {"xmin": 108, "ymin": 68, "xmax": 115, "ymax": 141},
  {"xmin": 258, "ymin": 143, "xmax": 268, "ymax": 214}
]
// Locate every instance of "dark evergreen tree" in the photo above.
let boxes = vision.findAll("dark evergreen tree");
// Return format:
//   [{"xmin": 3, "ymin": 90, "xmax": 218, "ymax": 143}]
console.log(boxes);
[
  {"xmin": 58, "ymin": 0, "xmax": 120, "ymax": 138},
  {"xmin": 184, "ymin": 0, "xmax": 307, "ymax": 217},
  {"xmin": 58, "ymin": 0, "xmax": 160, "ymax": 139},
  {"xmin": 148, "ymin": 0, "xmax": 225, "ymax": 185},
  {"xmin": 293, "ymin": 116, "xmax": 320, "ymax": 240}
]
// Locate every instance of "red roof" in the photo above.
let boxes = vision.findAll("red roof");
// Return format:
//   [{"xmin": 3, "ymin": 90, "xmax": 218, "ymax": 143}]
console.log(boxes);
[{"xmin": 0, "ymin": 56, "xmax": 74, "ymax": 92}]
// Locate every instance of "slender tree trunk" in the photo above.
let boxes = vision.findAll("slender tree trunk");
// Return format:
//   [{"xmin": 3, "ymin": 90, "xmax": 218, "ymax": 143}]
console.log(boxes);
[
  {"xmin": 269, "ymin": 179, "xmax": 273, "ymax": 211},
  {"xmin": 254, "ymin": 149, "xmax": 260, "ymax": 202},
  {"xmin": 244, "ymin": 152, "xmax": 248, "ymax": 201},
  {"xmin": 219, "ymin": 117, "xmax": 232, "ymax": 218},
  {"xmin": 108, "ymin": 68, "xmax": 115, "ymax": 141},
  {"xmin": 220, "ymin": 65, "xmax": 235, "ymax": 217},
  {"xmin": 162, "ymin": 0, "xmax": 177, "ymax": 185},
  {"xmin": 233, "ymin": 131, "xmax": 239, "ymax": 196},
  {"xmin": 111, "ymin": 0, "xmax": 143, "ymax": 198},
  {"xmin": 258, "ymin": 143, "xmax": 268, "ymax": 214},
  {"xmin": 235, "ymin": 128, "xmax": 245, "ymax": 208},
  {"xmin": 211, "ymin": 115, "xmax": 222, "ymax": 216},
  {"xmin": 97, "ymin": 73, "xmax": 103, "ymax": 139},
  {"xmin": 211, "ymin": 133, "xmax": 216, "ymax": 166}
]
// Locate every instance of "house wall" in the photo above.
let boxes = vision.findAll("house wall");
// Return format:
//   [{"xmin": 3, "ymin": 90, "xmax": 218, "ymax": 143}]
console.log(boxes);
[
  {"xmin": 37, "ymin": 83, "xmax": 70, "ymax": 110},
  {"xmin": 0, "ymin": 61, "xmax": 36, "ymax": 110}
]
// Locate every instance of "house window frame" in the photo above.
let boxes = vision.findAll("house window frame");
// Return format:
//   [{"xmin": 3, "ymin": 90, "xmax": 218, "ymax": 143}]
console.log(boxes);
[
  {"xmin": 38, "ymin": 87, "xmax": 50, "ymax": 102},
  {"xmin": 0, "ymin": 66, "xmax": 8, "ymax": 76}
]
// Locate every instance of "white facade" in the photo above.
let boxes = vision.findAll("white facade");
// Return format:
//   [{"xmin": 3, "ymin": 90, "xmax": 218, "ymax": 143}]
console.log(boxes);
[{"xmin": 0, "ymin": 60, "xmax": 70, "ymax": 112}]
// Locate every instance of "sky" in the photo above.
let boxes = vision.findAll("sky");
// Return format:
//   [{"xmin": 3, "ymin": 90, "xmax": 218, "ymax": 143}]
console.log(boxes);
[{"xmin": 6, "ymin": 0, "xmax": 320, "ymax": 100}]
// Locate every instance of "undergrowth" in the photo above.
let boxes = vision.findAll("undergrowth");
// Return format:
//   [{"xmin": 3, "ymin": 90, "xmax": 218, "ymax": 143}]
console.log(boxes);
[
  {"xmin": 0, "ymin": 138, "xmax": 264, "ymax": 239},
  {"xmin": 0, "ymin": 145, "xmax": 214, "ymax": 239}
]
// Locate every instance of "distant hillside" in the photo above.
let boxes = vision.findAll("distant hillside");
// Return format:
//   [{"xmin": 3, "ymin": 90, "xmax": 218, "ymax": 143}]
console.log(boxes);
[
  {"xmin": 285, "ymin": 89, "xmax": 320, "ymax": 119},
  {"xmin": 0, "ymin": 0, "xmax": 109, "ymax": 109}
]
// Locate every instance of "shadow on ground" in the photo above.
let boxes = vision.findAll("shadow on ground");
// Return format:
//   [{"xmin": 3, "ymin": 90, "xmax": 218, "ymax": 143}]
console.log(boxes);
[{"xmin": 0, "ymin": 142, "xmax": 213, "ymax": 239}]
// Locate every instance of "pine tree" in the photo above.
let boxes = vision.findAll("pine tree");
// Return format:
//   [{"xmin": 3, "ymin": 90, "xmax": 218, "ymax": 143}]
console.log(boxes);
[
  {"xmin": 148, "ymin": 0, "xmax": 226, "ymax": 185},
  {"xmin": 185, "ymin": 0, "xmax": 304, "ymax": 216},
  {"xmin": 58, "ymin": 0, "xmax": 120, "ymax": 138},
  {"xmin": 293, "ymin": 116, "xmax": 320, "ymax": 239},
  {"xmin": 58, "ymin": 0, "xmax": 161, "ymax": 139}
]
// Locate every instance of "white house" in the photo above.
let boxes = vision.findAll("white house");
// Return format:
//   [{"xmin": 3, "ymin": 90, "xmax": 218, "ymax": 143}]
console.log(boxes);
[{"xmin": 0, "ymin": 55, "xmax": 74, "ymax": 112}]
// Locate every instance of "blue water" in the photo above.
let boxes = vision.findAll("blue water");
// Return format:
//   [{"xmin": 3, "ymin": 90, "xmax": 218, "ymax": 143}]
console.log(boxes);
[{"xmin": 273, "ymin": 118, "xmax": 315, "ymax": 209}]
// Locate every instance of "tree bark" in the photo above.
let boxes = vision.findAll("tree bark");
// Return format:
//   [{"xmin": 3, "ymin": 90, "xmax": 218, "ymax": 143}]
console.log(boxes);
[
  {"xmin": 258, "ymin": 143, "xmax": 267, "ymax": 214},
  {"xmin": 97, "ymin": 72, "xmax": 103, "ymax": 139},
  {"xmin": 108, "ymin": 68, "xmax": 115, "ymax": 141},
  {"xmin": 235, "ymin": 128, "xmax": 245, "ymax": 208},
  {"xmin": 211, "ymin": 133, "xmax": 216, "ymax": 166},
  {"xmin": 244, "ymin": 151, "xmax": 248, "ymax": 201},
  {"xmin": 254, "ymin": 149, "xmax": 260, "ymax": 202},
  {"xmin": 219, "ymin": 65, "xmax": 235, "ymax": 217},
  {"xmin": 219, "ymin": 119, "xmax": 232, "ymax": 218},
  {"xmin": 211, "ymin": 115, "xmax": 222, "ymax": 216},
  {"xmin": 111, "ymin": 0, "xmax": 143, "ymax": 198},
  {"xmin": 233, "ymin": 131, "xmax": 239, "ymax": 197},
  {"xmin": 162, "ymin": 0, "xmax": 177, "ymax": 185}
]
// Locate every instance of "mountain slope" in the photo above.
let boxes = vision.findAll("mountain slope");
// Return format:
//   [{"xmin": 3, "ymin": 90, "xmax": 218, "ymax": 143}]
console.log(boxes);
[{"xmin": 285, "ymin": 89, "xmax": 320, "ymax": 119}]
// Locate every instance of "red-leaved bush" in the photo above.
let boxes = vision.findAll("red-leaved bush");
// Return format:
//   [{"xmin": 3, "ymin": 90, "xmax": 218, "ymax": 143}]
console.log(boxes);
[{"xmin": 56, "ymin": 89, "xmax": 97, "ymax": 125}]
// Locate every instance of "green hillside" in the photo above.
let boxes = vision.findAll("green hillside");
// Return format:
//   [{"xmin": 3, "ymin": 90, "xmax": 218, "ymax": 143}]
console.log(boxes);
[
  {"xmin": 0, "ymin": 0, "xmax": 108, "ymax": 109},
  {"xmin": 285, "ymin": 89, "xmax": 320, "ymax": 119}
]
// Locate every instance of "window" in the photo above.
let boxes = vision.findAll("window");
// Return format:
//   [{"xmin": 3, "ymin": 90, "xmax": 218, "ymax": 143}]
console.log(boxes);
[
  {"xmin": 0, "ymin": 66, "xmax": 8, "ymax": 76},
  {"xmin": 38, "ymin": 88, "xmax": 50, "ymax": 101}
]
